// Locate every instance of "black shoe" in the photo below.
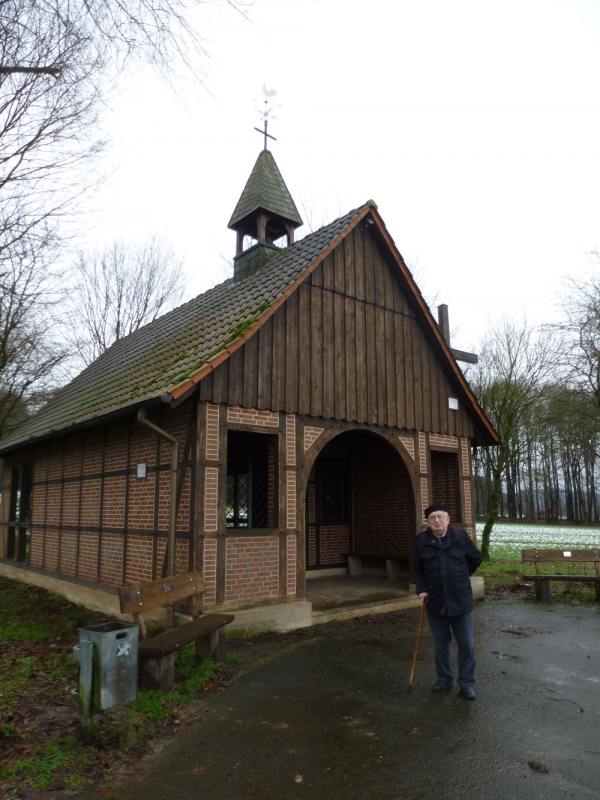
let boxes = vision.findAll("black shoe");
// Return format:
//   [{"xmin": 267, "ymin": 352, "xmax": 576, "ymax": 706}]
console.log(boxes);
[
  {"xmin": 460, "ymin": 687, "xmax": 476, "ymax": 700},
  {"xmin": 431, "ymin": 679, "xmax": 453, "ymax": 692}
]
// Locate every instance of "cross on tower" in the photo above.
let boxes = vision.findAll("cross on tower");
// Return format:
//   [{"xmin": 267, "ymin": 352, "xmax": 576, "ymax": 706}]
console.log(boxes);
[{"xmin": 254, "ymin": 118, "xmax": 277, "ymax": 151}]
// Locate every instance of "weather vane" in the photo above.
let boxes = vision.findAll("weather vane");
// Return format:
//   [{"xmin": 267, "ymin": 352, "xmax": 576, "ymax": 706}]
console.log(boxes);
[{"xmin": 254, "ymin": 85, "xmax": 278, "ymax": 151}]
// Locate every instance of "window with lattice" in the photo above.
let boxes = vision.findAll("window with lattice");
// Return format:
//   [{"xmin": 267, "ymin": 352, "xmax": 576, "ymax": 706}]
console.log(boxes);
[
  {"xmin": 7, "ymin": 464, "xmax": 32, "ymax": 563},
  {"xmin": 226, "ymin": 431, "xmax": 273, "ymax": 529}
]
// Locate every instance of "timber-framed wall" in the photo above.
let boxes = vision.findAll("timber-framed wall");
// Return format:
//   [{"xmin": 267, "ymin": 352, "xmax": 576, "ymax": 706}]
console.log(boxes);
[{"xmin": 0, "ymin": 398, "xmax": 476, "ymax": 607}]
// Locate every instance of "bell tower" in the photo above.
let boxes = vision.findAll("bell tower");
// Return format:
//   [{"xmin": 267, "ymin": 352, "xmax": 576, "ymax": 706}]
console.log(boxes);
[{"xmin": 228, "ymin": 149, "xmax": 303, "ymax": 282}]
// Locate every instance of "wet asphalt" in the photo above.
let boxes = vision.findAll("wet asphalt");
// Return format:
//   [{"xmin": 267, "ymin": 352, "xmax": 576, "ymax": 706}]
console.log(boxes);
[{"xmin": 76, "ymin": 601, "xmax": 600, "ymax": 800}]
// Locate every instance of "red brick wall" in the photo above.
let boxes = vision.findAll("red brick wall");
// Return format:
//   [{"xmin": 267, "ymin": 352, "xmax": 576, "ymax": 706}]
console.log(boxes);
[
  {"xmin": 44, "ymin": 528, "xmax": 59, "ymax": 571},
  {"xmin": 80, "ymin": 479, "xmax": 101, "ymax": 527},
  {"xmin": 46, "ymin": 484, "xmax": 61, "ymax": 526},
  {"xmin": 308, "ymin": 525, "xmax": 316, "ymax": 566},
  {"xmin": 31, "ymin": 484, "xmax": 46, "ymax": 525},
  {"xmin": 103, "ymin": 476, "xmax": 126, "ymax": 528},
  {"xmin": 225, "ymin": 536, "xmax": 279, "ymax": 602},
  {"xmin": 156, "ymin": 537, "xmax": 167, "ymax": 578},
  {"xmin": 105, "ymin": 422, "xmax": 128, "ymax": 471},
  {"xmin": 430, "ymin": 450, "xmax": 459, "ymax": 521},
  {"xmin": 78, "ymin": 532, "xmax": 99, "ymax": 581},
  {"xmin": 128, "ymin": 477, "xmax": 155, "ymax": 529},
  {"xmin": 64, "ymin": 437, "xmax": 81, "ymax": 478},
  {"xmin": 59, "ymin": 530, "xmax": 77, "ymax": 575},
  {"xmin": 203, "ymin": 538, "xmax": 217, "ymax": 604},
  {"xmin": 30, "ymin": 529, "xmax": 44, "ymax": 568},
  {"xmin": 82, "ymin": 429, "xmax": 103, "ymax": 474},
  {"xmin": 47, "ymin": 447, "xmax": 63, "ymax": 481},
  {"xmin": 62, "ymin": 483, "xmax": 80, "ymax": 527},
  {"xmin": 126, "ymin": 535, "xmax": 154, "ymax": 584},
  {"xmin": 320, "ymin": 525, "xmax": 350, "ymax": 564},
  {"xmin": 352, "ymin": 444, "xmax": 411, "ymax": 557},
  {"xmin": 0, "ymin": 401, "xmax": 194, "ymax": 587},
  {"xmin": 129, "ymin": 425, "xmax": 156, "ymax": 468},
  {"xmin": 99, "ymin": 534, "xmax": 123, "ymax": 585},
  {"xmin": 287, "ymin": 533, "xmax": 296, "ymax": 594},
  {"xmin": 226, "ymin": 407, "xmax": 279, "ymax": 427}
]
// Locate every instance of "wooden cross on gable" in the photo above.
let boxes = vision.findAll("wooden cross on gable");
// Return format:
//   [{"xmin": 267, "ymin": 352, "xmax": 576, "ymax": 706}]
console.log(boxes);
[
  {"xmin": 437, "ymin": 304, "xmax": 478, "ymax": 364},
  {"xmin": 254, "ymin": 118, "xmax": 277, "ymax": 151}
]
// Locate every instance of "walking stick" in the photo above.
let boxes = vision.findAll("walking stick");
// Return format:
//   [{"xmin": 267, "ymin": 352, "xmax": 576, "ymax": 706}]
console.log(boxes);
[{"xmin": 407, "ymin": 601, "xmax": 426, "ymax": 693}]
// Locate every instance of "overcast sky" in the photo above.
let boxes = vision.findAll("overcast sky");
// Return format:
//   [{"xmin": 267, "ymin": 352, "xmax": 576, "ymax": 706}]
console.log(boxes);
[{"xmin": 88, "ymin": 0, "xmax": 600, "ymax": 352}]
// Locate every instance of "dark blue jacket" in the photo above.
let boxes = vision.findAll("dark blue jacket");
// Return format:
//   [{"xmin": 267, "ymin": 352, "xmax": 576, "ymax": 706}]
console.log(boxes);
[{"xmin": 414, "ymin": 526, "xmax": 482, "ymax": 616}]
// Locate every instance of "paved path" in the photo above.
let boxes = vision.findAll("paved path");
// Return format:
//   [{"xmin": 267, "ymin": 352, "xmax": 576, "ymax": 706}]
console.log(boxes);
[{"xmin": 77, "ymin": 602, "xmax": 600, "ymax": 799}]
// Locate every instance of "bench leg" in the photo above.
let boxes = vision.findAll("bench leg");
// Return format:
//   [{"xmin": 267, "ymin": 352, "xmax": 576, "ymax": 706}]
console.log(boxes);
[
  {"xmin": 535, "ymin": 581, "xmax": 552, "ymax": 603},
  {"xmin": 140, "ymin": 654, "xmax": 175, "ymax": 691},
  {"xmin": 195, "ymin": 627, "xmax": 226, "ymax": 664},
  {"xmin": 595, "ymin": 582, "xmax": 600, "ymax": 602},
  {"xmin": 348, "ymin": 555, "xmax": 363, "ymax": 576},
  {"xmin": 386, "ymin": 558, "xmax": 404, "ymax": 581}
]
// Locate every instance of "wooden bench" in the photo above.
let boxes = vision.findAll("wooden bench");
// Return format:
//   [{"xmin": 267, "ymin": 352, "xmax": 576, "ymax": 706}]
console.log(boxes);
[
  {"xmin": 119, "ymin": 572, "xmax": 234, "ymax": 691},
  {"xmin": 343, "ymin": 552, "xmax": 409, "ymax": 581},
  {"xmin": 521, "ymin": 548, "xmax": 600, "ymax": 603}
]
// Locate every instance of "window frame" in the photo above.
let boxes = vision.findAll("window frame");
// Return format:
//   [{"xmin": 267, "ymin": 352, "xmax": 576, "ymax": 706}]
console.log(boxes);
[
  {"xmin": 225, "ymin": 431, "xmax": 274, "ymax": 531},
  {"xmin": 7, "ymin": 464, "xmax": 33, "ymax": 564}
]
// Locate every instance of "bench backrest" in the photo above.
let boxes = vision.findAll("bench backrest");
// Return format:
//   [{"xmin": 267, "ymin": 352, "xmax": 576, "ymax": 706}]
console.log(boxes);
[
  {"xmin": 119, "ymin": 572, "xmax": 205, "ymax": 615},
  {"xmin": 521, "ymin": 548, "xmax": 600, "ymax": 563}
]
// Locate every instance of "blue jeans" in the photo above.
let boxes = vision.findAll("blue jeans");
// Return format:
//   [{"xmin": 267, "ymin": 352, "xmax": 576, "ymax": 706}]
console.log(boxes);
[{"xmin": 426, "ymin": 609, "xmax": 475, "ymax": 689}]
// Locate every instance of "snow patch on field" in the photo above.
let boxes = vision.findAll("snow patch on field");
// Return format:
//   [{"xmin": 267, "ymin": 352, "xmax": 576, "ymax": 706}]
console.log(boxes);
[{"xmin": 476, "ymin": 522, "xmax": 600, "ymax": 559}]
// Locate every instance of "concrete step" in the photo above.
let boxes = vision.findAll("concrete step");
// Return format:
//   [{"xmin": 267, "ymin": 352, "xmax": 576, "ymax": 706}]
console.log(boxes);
[{"xmin": 311, "ymin": 594, "xmax": 421, "ymax": 625}]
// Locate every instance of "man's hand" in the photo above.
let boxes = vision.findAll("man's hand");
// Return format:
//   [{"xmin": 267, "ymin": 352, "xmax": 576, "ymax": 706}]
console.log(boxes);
[{"xmin": 418, "ymin": 592, "xmax": 429, "ymax": 606}]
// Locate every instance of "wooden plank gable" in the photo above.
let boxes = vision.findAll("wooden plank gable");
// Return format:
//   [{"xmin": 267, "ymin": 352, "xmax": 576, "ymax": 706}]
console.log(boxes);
[{"xmin": 199, "ymin": 222, "xmax": 475, "ymax": 439}]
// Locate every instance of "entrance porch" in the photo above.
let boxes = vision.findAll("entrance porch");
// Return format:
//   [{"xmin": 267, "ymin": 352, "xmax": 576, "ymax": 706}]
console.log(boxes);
[
  {"xmin": 306, "ymin": 573, "xmax": 419, "ymax": 625},
  {"xmin": 304, "ymin": 429, "xmax": 416, "ymax": 595}
]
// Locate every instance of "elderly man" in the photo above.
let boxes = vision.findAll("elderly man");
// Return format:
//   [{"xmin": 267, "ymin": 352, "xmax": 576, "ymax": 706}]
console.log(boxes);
[{"xmin": 414, "ymin": 503, "xmax": 483, "ymax": 699}]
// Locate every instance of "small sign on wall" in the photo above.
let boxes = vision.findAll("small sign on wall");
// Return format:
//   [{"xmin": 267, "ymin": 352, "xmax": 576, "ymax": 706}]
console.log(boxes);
[
  {"xmin": 136, "ymin": 463, "xmax": 147, "ymax": 479},
  {"xmin": 448, "ymin": 397, "xmax": 459, "ymax": 411}
]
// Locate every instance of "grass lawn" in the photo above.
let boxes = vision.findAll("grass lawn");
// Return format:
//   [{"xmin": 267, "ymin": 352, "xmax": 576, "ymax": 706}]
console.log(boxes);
[{"xmin": 0, "ymin": 578, "xmax": 234, "ymax": 798}]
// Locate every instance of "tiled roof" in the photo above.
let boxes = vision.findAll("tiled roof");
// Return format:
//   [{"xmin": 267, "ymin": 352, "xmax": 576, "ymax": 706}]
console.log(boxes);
[
  {"xmin": 0, "ymin": 204, "xmax": 367, "ymax": 452},
  {"xmin": 228, "ymin": 150, "xmax": 303, "ymax": 229}
]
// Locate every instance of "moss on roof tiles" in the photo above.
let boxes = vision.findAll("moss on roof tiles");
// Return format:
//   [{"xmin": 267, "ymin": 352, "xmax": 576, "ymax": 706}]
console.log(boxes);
[{"xmin": 0, "ymin": 204, "xmax": 366, "ymax": 452}]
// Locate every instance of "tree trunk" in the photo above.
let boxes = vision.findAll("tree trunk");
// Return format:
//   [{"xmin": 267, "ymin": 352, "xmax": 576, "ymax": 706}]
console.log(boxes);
[{"xmin": 480, "ymin": 468, "xmax": 502, "ymax": 561}]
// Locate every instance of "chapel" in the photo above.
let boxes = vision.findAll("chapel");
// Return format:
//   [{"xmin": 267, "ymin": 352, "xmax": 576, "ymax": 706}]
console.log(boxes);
[{"xmin": 0, "ymin": 145, "xmax": 498, "ymax": 630}]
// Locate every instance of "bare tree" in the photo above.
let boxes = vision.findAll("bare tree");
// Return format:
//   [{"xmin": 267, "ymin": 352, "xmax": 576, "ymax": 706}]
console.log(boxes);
[
  {"xmin": 0, "ymin": 0, "xmax": 250, "ymax": 247},
  {"xmin": 467, "ymin": 319, "xmax": 556, "ymax": 559},
  {"xmin": 556, "ymin": 262, "xmax": 600, "ymax": 412},
  {"xmin": 0, "ymin": 0, "xmax": 248, "ymax": 434},
  {"xmin": 67, "ymin": 237, "xmax": 186, "ymax": 366},
  {"xmin": 0, "ymin": 231, "xmax": 66, "ymax": 437},
  {"xmin": 0, "ymin": 2, "xmax": 105, "ymax": 253}
]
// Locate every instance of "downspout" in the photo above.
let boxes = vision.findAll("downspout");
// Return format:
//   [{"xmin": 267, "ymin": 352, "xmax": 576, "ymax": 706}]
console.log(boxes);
[{"xmin": 138, "ymin": 408, "xmax": 179, "ymax": 628}]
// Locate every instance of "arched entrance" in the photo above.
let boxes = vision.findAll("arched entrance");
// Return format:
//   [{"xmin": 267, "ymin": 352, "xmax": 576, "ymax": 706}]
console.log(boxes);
[{"xmin": 304, "ymin": 430, "xmax": 417, "ymax": 583}]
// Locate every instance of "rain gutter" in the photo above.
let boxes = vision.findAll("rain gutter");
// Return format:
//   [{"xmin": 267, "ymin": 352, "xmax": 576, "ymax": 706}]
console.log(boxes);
[{"xmin": 137, "ymin": 408, "xmax": 179, "ymax": 628}]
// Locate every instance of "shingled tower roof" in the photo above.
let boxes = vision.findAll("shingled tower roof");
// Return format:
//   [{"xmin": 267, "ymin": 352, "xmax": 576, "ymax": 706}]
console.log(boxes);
[{"xmin": 228, "ymin": 150, "xmax": 303, "ymax": 229}]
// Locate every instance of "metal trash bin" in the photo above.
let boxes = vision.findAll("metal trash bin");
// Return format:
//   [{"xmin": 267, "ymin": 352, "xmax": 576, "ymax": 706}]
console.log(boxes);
[{"xmin": 73, "ymin": 621, "xmax": 138, "ymax": 742}]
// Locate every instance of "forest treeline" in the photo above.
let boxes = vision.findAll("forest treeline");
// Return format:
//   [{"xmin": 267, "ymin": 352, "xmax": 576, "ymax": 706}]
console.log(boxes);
[
  {"xmin": 473, "ymin": 386, "xmax": 600, "ymax": 525},
  {"xmin": 468, "ymin": 268, "xmax": 600, "ymax": 557}
]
